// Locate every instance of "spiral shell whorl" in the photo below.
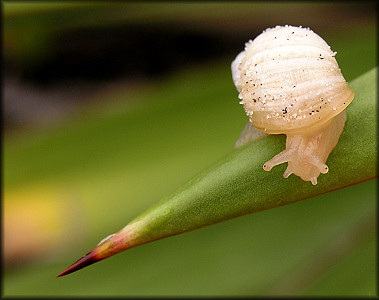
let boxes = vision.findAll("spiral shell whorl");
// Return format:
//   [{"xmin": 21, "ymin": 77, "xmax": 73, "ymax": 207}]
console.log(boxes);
[{"xmin": 232, "ymin": 25, "xmax": 354, "ymax": 134}]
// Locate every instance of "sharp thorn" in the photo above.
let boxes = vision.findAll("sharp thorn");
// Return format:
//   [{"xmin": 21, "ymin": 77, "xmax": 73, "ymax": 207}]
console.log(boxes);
[
  {"xmin": 57, "ymin": 250, "xmax": 101, "ymax": 277},
  {"xmin": 57, "ymin": 225, "xmax": 139, "ymax": 277}
]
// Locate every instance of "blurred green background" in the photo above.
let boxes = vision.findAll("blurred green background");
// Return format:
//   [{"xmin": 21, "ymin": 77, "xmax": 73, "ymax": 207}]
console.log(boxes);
[{"xmin": 3, "ymin": 2, "xmax": 377, "ymax": 296}]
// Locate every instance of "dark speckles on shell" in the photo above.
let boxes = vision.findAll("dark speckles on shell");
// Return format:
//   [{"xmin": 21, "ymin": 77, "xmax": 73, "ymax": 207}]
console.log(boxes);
[{"xmin": 231, "ymin": 25, "xmax": 355, "ymax": 134}]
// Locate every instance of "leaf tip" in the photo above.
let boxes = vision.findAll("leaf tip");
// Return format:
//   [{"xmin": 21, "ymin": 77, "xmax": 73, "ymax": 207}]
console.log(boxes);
[
  {"xmin": 57, "ymin": 250, "xmax": 100, "ymax": 277},
  {"xmin": 57, "ymin": 225, "xmax": 140, "ymax": 277}
]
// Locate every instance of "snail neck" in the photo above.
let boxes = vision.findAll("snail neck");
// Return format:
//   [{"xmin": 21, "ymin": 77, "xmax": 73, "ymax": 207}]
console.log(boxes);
[{"xmin": 263, "ymin": 111, "xmax": 347, "ymax": 185}]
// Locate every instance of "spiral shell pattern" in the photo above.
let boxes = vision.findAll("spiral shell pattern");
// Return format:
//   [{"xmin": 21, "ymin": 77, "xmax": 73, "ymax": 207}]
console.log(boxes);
[{"xmin": 232, "ymin": 25, "xmax": 354, "ymax": 134}]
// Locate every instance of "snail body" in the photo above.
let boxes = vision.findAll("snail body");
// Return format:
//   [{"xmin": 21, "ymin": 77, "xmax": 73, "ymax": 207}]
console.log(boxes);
[{"xmin": 232, "ymin": 25, "xmax": 354, "ymax": 185}]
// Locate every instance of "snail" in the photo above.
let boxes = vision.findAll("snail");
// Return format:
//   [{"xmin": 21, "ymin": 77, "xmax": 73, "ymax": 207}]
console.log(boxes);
[{"xmin": 231, "ymin": 25, "xmax": 354, "ymax": 185}]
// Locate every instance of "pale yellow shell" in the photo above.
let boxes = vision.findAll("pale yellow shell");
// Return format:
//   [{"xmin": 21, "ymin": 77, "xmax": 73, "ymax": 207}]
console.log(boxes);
[
  {"xmin": 232, "ymin": 25, "xmax": 354, "ymax": 185},
  {"xmin": 232, "ymin": 25, "xmax": 354, "ymax": 134}
]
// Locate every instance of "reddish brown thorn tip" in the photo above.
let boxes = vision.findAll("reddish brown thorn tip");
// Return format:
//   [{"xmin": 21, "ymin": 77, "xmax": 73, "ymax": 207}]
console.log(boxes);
[{"xmin": 57, "ymin": 250, "xmax": 101, "ymax": 277}]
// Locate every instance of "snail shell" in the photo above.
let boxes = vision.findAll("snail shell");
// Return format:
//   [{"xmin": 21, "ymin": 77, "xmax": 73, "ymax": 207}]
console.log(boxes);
[{"xmin": 232, "ymin": 25, "xmax": 354, "ymax": 185}]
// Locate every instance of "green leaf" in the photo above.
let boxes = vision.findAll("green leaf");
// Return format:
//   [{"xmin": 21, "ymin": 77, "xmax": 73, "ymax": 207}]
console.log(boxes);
[{"xmin": 58, "ymin": 67, "xmax": 377, "ymax": 277}]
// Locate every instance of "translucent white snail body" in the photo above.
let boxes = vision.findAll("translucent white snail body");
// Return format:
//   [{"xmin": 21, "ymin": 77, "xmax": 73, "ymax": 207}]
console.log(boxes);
[{"xmin": 231, "ymin": 25, "xmax": 354, "ymax": 185}]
